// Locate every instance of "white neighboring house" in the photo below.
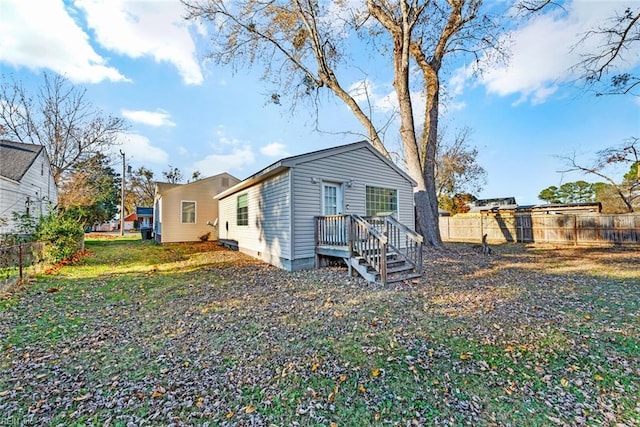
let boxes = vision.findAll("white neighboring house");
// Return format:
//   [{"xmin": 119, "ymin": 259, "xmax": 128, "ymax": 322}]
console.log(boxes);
[{"xmin": 0, "ymin": 140, "xmax": 59, "ymax": 235}]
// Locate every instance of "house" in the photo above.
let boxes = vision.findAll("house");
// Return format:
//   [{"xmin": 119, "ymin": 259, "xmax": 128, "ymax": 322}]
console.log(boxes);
[
  {"xmin": 517, "ymin": 202, "xmax": 602, "ymax": 215},
  {"xmin": 0, "ymin": 140, "xmax": 58, "ymax": 236},
  {"xmin": 153, "ymin": 173, "xmax": 240, "ymax": 243},
  {"xmin": 136, "ymin": 207, "xmax": 154, "ymax": 239},
  {"xmin": 466, "ymin": 197, "xmax": 517, "ymax": 213},
  {"xmin": 123, "ymin": 212, "xmax": 137, "ymax": 231},
  {"xmin": 215, "ymin": 141, "xmax": 423, "ymax": 284},
  {"xmin": 136, "ymin": 207, "xmax": 153, "ymax": 229}
]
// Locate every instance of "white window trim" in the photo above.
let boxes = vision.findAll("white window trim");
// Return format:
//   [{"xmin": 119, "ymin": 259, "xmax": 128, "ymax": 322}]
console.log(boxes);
[
  {"xmin": 322, "ymin": 181, "xmax": 344, "ymax": 216},
  {"xmin": 237, "ymin": 193, "xmax": 249, "ymax": 226},
  {"xmin": 181, "ymin": 200, "xmax": 197, "ymax": 224},
  {"xmin": 365, "ymin": 185, "xmax": 399, "ymax": 217}
]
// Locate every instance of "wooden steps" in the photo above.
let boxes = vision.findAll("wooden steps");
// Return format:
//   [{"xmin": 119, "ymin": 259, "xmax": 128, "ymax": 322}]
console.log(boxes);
[
  {"xmin": 348, "ymin": 249, "xmax": 422, "ymax": 284},
  {"xmin": 315, "ymin": 214, "xmax": 423, "ymax": 285}
]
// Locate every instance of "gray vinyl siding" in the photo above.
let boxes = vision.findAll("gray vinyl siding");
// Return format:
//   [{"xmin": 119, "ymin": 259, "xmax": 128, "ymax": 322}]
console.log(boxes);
[
  {"xmin": 219, "ymin": 170, "xmax": 292, "ymax": 264},
  {"xmin": 291, "ymin": 146, "xmax": 414, "ymax": 260}
]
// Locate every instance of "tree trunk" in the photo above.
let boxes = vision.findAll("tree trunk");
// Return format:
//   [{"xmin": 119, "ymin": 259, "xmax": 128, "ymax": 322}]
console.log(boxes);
[
  {"xmin": 421, "ymin": 76, "xmax": 443, "ymax": 247},
  {"xmin": 371, "ymin": 0, "xmax": 443, "ymax": 248}
]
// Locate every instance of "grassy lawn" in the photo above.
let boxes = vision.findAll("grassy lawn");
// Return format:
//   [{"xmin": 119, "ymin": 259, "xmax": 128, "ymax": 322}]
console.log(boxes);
[{"xmin": 0, "ymin": 237, "xmax": 638, "ymax": 426}]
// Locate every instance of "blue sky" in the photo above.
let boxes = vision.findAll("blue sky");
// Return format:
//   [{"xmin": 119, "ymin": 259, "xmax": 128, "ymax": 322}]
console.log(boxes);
[{"xmin": 1, "ymin": 0, "xmax": 638, "ymax": 205}]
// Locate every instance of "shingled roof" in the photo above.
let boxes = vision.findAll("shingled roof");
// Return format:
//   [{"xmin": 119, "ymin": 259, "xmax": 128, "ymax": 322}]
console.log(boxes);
[{"xmin": 0, "ymin": 140, "xmax": 44, "ymax": 182}]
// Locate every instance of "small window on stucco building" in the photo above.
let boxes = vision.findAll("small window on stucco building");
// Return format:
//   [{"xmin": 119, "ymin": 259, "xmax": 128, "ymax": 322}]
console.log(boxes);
[{"xmin": 181, "ymin": 201, "xmax": 196, "ymax": 224}]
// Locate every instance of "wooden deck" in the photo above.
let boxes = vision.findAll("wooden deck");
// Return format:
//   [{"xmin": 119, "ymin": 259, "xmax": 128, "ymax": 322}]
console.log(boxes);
[{"xmin": 315, "ymin": 215, "xmax": 423, "ymax": 284}]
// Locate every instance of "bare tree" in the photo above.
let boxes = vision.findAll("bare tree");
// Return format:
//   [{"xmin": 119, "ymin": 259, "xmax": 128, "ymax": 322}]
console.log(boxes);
[
  {"xmin": 0, "ymin": 73, "xmax": 127, "ymax": 185},
  {"xmin": 576, "ymin": 7, "xmax": 640, "ymax": 96},
  {"xmin": 514, "ymin": 0, "xmax": 563, "ymax": 15},
  {"xmin": 435, "ymin": 127, "xmax": 487, "ymax": 202},
  {"xmin": 162, "ymin": 165, "xmax": 184, "ymax": 184},
  {"xmin": 183, "ymin": 0, "xmax": 503, "ymax": 246},
  {"xmin": 520, "ymin": 3, "xmax": 639, "ymax": 210},
  {"xmin": 125, "ymin": 166, "xmax": 156, "ymax": 213},
  {"xmin": 560, "ymin": 137, "xmax": 639, "ymax": 212},
  {"xmin": 517, "ymin": 2, "xmax": 639, "ymax": 96}
]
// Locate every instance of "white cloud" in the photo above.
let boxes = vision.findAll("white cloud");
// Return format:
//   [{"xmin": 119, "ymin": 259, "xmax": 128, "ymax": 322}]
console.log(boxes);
[
  {"xmin": 477, "ymin": 0, "xmax": 640, "ymax": 104},
  {"xmin": 193, "ymin": 146, "xmax": 255, "ymax": 176},
  {"xmin": 212, "ymin": 126, "xmax": 246, "ymax": 146},
  {"xmin": 260, "ymin": 142, "xmax": 289, "ymax": 157},
  {"xmin": 320, "ymin": 1, "xmax": 365, "ymax": 36},
  {"xmin": 348, "ymin": 79, "xmax": 373, "ymax": 104},
  {"xmin": 190, "ymin": 128, "xmax": 257, "ymax": 176},
  {"xmin": 0, "ymin": 0, "xmax": 126, "ymax": 83},
  {"xmin": 118, "ymin": 133, "xmax": 169, "ymax": 164},
  {"xmin": 122, "ymin": 109, "xmax": 176, "ymax": 127},
  {"xmin": 75, "ymin": 0, "xmax": 204, "ymax": 85},
  {"xmin": 348, "ymin": 79, "xmax": 398, "ymax": 113}
]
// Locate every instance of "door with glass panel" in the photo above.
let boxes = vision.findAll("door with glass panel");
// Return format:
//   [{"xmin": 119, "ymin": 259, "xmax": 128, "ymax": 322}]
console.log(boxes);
[
  {"xmin": 322, "ymin": 182, "xmax": 344, "ymax": 244},
  {"xmin": 322, "ymin": 182, "xmax": 343, "ymax": 215}
]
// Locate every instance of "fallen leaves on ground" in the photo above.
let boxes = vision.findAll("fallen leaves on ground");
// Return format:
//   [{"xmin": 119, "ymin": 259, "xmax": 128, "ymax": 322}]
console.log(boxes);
[{"xmin": 0, "ymin": 242, "xmax": 638, "ymax": 426}]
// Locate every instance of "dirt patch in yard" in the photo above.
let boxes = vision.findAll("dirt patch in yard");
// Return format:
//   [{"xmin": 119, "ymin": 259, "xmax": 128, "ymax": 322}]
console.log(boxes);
[{"xmin": 0, "ymin": 241, "xmax": 638, "ymax": 426}]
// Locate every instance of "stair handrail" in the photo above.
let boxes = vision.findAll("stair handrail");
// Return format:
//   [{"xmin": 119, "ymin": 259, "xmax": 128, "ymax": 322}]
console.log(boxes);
[
  {"xmin": 384, "ymin": 215, "xmax": 424, "ymax": 244},
  {"xmin": 350, "ymin": 214, "xmax": 388, "ymax": 283},
  {"xmin": 381, "ymin": 215, "xmax": 424, "ymax": 270},
  {"xmin": 351, "ymin": 214, "xmax": 387, "ymax": 242}
]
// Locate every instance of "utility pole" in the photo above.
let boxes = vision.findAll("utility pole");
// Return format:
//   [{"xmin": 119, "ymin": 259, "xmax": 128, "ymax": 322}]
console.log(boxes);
[{"xmin": 120, "ymin": 150, "xmax": 125, "ymax": 236}]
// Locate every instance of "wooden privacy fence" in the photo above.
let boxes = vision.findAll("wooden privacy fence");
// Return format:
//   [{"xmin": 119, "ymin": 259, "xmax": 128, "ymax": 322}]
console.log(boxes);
[{"xmin": 439, "ymin": 213, "xmax": 640, "ymax": 245}]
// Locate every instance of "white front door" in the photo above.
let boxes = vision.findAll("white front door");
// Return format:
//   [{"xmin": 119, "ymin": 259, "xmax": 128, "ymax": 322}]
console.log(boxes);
[{"xmin": 322, "ymin": 182, "xmax": 343, "ymax": 215}]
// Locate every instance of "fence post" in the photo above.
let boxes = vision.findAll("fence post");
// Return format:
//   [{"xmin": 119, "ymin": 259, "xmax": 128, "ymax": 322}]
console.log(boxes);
[
  {"xmin": 573, "ymin": 216, "xmax": 578, "ymax": 246},
  {"xmin": 18, "ymin": 243, "xmax": 23, "ymax": 282}
]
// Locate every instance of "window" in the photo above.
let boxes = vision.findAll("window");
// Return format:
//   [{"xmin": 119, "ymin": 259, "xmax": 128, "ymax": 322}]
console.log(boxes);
[
  {"xmin": 366, "ymin": 186, "xmax": 398, "ymax": 216},
  {"xmin": 237, "ymin": 193, "xmax": 248, "ymax": 226},
  {"xmin": 181, "ymin": 201, "xmax": 196, "ymax": 223}
]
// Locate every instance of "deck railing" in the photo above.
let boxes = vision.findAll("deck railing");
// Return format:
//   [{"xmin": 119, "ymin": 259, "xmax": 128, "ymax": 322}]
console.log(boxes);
[
  {"xmin": 315, "ymin": 215, "xmax": 350, "ymax": 246},
  {"xmin": 365, "ymin": 215, "xmax": 423, "ymax": 269},
  {"xmin": 350, "ymin": 215, "xmax": 388, "ymax": 281},
  {"xmin": 315, "ymin": 214, "xmax": 423, "ymax": 283}
]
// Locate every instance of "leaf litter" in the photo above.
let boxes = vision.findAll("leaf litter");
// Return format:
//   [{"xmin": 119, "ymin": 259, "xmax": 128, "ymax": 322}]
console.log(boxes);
[{"xmin": 0, "ymin": 241, "xmax": 638, "ymax": 426}]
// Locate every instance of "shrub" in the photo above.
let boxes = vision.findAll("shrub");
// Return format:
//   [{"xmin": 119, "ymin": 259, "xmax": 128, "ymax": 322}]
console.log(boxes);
[
  {"xmin": 0, "ymin": 212, "xmax": 39, "ymax": 245},
  {"xmin": 36, "ymin": 212, "xmax": 84, "ymax": 263}
]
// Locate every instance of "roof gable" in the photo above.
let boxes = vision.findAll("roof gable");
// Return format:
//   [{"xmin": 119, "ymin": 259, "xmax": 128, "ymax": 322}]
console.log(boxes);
[
  {"xmin": 155, "ymin": 182, "xmax": 182, "ymax": 195},
  {"xmin": 217, "ymin": 141, "xmax": 416, "ymax": 199},
  {"xmin": 0, "ymin": 140, "xmax": 44, "ymax": 182},
  {"xmin": 155, "ymin": 172, "xmax": 240, "ymax": 197},
  {"xmin": 283, "ymin": 141, "xmax": 415, "ymax": 184}
]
